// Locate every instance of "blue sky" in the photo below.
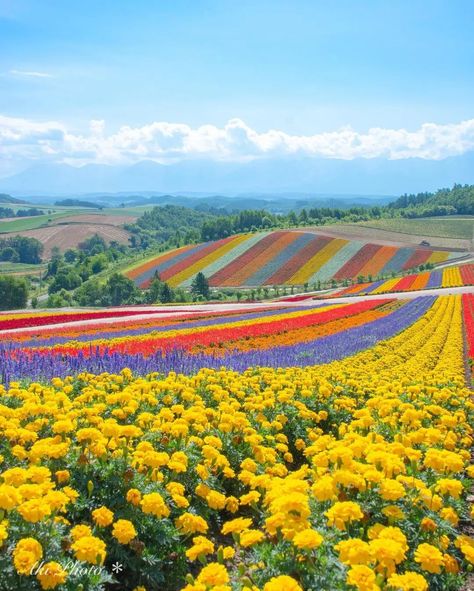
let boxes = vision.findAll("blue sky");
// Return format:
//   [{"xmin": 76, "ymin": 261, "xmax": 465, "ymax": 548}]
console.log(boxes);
[{"xmin": 0, "ymin": 0, "xmax": 474, "ymax": 175}]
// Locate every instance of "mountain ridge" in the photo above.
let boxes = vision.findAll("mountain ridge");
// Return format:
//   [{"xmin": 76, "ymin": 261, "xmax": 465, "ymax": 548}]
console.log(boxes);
[{"xmin": 1, "ymin": 153, "xmax": 474, "ymax": 196}]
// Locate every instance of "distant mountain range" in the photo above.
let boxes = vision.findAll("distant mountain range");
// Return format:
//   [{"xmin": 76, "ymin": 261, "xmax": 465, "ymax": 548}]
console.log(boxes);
[{"xmin": 1, "ymin": 153, "xmax": 473, "ymax": 197}]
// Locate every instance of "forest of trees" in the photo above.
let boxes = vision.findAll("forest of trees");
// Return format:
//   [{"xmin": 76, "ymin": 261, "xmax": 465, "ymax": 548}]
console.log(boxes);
[
  {"xmin": 0, "ymin": 207, "xmax": 45, "ymax": 219},
  {"xmin": 389, "ymin": 184, "xmax": 474, "ymax": 216},
  {"xmin": 0, "ymin": 236, "xmax": 44, "ymax": 264}
]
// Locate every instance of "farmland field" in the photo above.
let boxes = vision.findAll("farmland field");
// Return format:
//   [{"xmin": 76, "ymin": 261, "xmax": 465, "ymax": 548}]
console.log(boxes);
[
  {"xmin": 0, "ymin": 288, "xmax": 474, "ymax": 590},
  {"xmin": 0, "ymin": 206, "xmax": 141, "ymax": 256},
  {"xmin": 316, "ymin": 222, "xmax": 473, "ymax": 251},
  {"xmin": 0, "ymin": 223, "xmax": 131, "ymax": 257},
  {"xmin": 356, "ymin": 216, "xmax": 474, "ymax": 240},
  {"xmin": 125, "ymin": 229, "xmax": 466, "ymax": 288}
]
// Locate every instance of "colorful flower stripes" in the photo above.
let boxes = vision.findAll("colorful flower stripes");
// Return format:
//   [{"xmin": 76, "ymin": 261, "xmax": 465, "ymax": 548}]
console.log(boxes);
[
  {"xmin": 328, "ymin": 264, "xmax": 474, "ymax": 297},
  {"xmin": 124, "ymin": 230, "xmax": 463, "ymax": 287}
]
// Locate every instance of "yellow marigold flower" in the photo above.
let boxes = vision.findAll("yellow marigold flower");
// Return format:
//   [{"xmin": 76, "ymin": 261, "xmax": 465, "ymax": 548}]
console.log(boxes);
[
  {"xmin": 435, "ymin": 478, "xmax": 463, "ymax": 498},
  {"xmin": 17, "ymin": 499, "xmax": 51, "ymax": 523},
  {"xmin": 168, "ymin": 451, "xmax": 188, "ymax": 473},
  {"xmin": 414, "ymin": 543, "xmax": 444, "ymax": 574},
  {"xmin": 55, "ymin": 470, "xmax": 70, "ymax": 484},
  {"xmin": 225, "ymin": 496, "xmax": 239, "ymax": 513},
  {"xmin": 336, "ymin": 539, "xmax": 371, "ymax": 566},
  {"xmin": 0, "ymin": 484, "xmax": 22, "ymax": 510},
  {"xmin": 382, "ymin": 505, "xmax": 405, "ymax": 521},
  {"xmin": 196, "ymin": 562, "xmax": 229, "ymax": 586},
  {"xmin": 140, "ymin": 492, "xmax": 170, "ymax": 518},
  {"xmin": 379, "ymin": 479, "xmax": 405, "ymax": 501},
  {"xmin": 176, "ymin": 512, "xmax": 209, "ymax": 534},
  {"xmin": 13, "ymin": 537, "xmax": 43, "ymax": 575},
  {"xmin": 45, "ymin": 490, "xmax": 70, "ymax": 511},
  {"xmin": 220, "ymin": 545, "xmax": 235, "ymax": 560},
  {"xmin": 369, "ymin": 539, "xmax": 406, "ymax": 575},
  {"xmin": 387, "ymin": 571, "xmax": 428, "ymax": 591},
  {"xmin": 2, "ymin": 467, "xmax": 27, "ymax": 486},
  {"xmin": 206, "ymin": 490, "xmax": 226, "ymax": 510},
  {"xmin": 172, "ymin": 494, "xmax": 189, "ymax": 508},
  {"xmin": 264, "ymin": 575, "xmax": 303, "ymax": 591},
  {"xmin": 71, "ymin": 535, "xmax": 106, "ymax": 565},
  {"xmin": 0, "ymin": 521, "xmax": 7, "ymax": 546},
  {"xmin": 239, "ymin": 491, "xmax": 261, "ymax": 506},
  {"xmin": 241, "ymin": 458, "xmax": 258, "ymax": 472},
  {"xmin": 195, "ymin": 463, "xmax": 209, "ymax": 480},
  {"xmin": 112, "ymin": 519, "xmax": 137, "ymax": 544},
  {"xmin": 346, "ymin": 565, "xmax": 377, "ymax": 591},
  {"xmin": 62, "ymin": 486, "xmax": 79, "ymax": 502},
  {"xmin": 460, "ymin": 543, "xmax": 474, "ymax": 564},
  {"xmin": 92, "ymin": 506, "xmax": 114, "ymax": 527},
  {"xmin": 292, "ymin": 528, "xmax": 323, "ymax": 550},
  {"xmin": 325, "ymin": 501, "xmax": 363, "ymax": 531},
  {"xmin": 36, "ymin": 561, "xmax": 68, "ymax": 590},
  {"xmin": 186, "ymin": 535, "xmax": 215, "ymax": 561},
  {"xmin": 126, "ymin": 488, "xmax": 142, "ymax": 506},
  {"xmin": 239, "ymin": 529, "xmax": 265, "ymax": 547},
  {"xmin": 377, "ymin": 527, "xmax": 408, "ymax": 553},
  {"xmin": 70, "ymin": 524, "xmax": 92, "ymax": 540},
  {"xmin": 166, "ymin": 482, "xmax": 185, "ymax": 496},
  {"xmin": 420, "ymin": 517, "xmax": 437, "ymax": 532},
  {"xmin": 443, "ymin": 553, "xmax": 459, "ymax": 574},
  {"xmin": 221, "ymin": 517, "xmax": 253, "ymax": 535}
]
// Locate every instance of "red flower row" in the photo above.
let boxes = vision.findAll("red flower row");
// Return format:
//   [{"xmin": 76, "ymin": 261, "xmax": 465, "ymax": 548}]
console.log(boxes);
[
  {"xmin": 35, "ymin": 299, "xmax": 390, "ymax": 358},
  {"xmin": 0, "ymin": 308, "xmax": 170, "ymax": 331}
]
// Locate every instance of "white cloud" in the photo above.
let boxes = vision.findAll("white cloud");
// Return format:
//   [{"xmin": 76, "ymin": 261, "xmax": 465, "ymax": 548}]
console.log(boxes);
[
  {"xmin": 0, "ymin": 114, "xmax": 474, "ymax": 170},
  {"xmin": 9, "ymin": 70, "xmax": 54, "ymax": 79}
]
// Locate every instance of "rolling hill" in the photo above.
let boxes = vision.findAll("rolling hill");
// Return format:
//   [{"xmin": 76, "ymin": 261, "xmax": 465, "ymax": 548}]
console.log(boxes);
[{"xmin": 125, "ymin": 229, "xmax": 467, "ymax": 288}]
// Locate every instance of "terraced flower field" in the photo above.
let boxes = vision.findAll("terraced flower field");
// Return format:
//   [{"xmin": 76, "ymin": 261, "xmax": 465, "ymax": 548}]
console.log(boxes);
[
  {"xmin": 328, "ymin": 263, "xmax": 474, "ymax": 298},
  {"xmin": 125, "ymin": 230, "xmax": 464, "ymax": 288},
  {"xmin": 0, "ymin": 292, "xmax": 474, "ymax": 591}
]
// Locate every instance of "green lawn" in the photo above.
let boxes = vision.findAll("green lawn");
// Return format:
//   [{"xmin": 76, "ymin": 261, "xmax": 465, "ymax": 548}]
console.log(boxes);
[
  {"xmin": 0, "ymin": 211, "xmax": 76, "ymax": 233},
  {"xmin": 0, "ymin": 262, "xmax": 46, "ymax": 275},
  {"xmin": 356, "ymin": 216, "xmax": 474, "ymax": 240}
]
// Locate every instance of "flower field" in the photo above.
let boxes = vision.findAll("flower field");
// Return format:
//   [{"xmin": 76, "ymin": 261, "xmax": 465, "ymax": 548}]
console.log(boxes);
[
  {"xmin": 0, "ymin": 292, "xmax": 473, "ymax": 590},
  {"xmin": 328, "ymin": 264, "xmax": 474, "ymax": 298},
  {"xmin": 124, "ymin": 231, "xmax": 463, "ymax": 288}
]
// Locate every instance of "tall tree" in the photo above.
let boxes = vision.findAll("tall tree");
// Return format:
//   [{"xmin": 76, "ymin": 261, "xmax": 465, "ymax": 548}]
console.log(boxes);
[
  {"xmin": 191, "ymin": 272, "xmax": 210, "ymax": 300},
  {"xmin": 0, "ymin": 275, "xmax": 28, "ymax": 310}
]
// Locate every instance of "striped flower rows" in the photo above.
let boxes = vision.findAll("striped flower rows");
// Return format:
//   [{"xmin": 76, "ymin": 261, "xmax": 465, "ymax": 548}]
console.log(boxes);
[
  {"xmin": 329, "ymin": 264, "xmax": 474, "ymax": 298},
  {"xmin": 125, "ymin": 230, "xmax": 463, "ymax": 287},
  {"xmin": 0, "ymin": 294, "xmax": 473, "ymax": 591},
  {"xmin": 0, "ymin": 296, "xmax": 436, "ymax": 383}
]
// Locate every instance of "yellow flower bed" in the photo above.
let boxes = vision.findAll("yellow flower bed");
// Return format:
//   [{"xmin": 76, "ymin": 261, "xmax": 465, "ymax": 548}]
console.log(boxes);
[{"xmin": 0, "ymin": 295, "xmax": 472, "ymax": 590}]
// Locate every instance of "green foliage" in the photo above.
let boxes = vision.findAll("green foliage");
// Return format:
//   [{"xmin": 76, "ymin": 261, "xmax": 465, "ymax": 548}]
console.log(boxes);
[
  {"xmin": 55, "ymin": 198, "xmax": 103, "ymax": 208},
  {"xmin": 46, "ymin": 288, "xmax": 74, "ymax": 308},
  {"xmin": 107, "ymin": 273, "xmax": 140, "ymax": 306},
  {"xmin": 48, "ymin": 270, "xmax": 83, "ymax": 294},
  {"xmin": 0, "ymin": 275, "xmax": 28, "ymax": 310},
  {"xmin": 389, "ymin": 184, "xmax": 474, "ymax": 216},
  {"xmin": 79, "ymin": 234, "xmax": 107, "ymax": 255},
  {"xmin": 0, "ymin": 235, "xmax": 43, "ymax": 264},
  {"xmin": 191, "ymin": 272, "xmax": 210, "ymax": 300}
]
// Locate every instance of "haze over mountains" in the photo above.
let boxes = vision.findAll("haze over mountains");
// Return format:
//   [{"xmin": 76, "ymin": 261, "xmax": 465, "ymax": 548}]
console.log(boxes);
[{"xmin": 1, "ymin": 153, "xmax": 474, "ymax": 198}]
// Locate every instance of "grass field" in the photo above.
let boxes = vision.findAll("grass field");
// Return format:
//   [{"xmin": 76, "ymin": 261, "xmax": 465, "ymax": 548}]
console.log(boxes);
[
  {"xmin": 0, "ymin": 261, "xmax": 46, "ymax": 275},
  {"xmin": 356, "ymin": 216, "xmax": 474, "ymax": 240},
  {"xmin": 0, "ymin": 211, "xmax": 76, "ymax": 233}
]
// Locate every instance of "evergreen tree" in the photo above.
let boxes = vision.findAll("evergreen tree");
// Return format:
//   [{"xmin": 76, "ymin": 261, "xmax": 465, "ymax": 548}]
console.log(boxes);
[
  {"xmin": 159, "ymin": 282, "xmax": 174, "ymax": 303},
  {"xmin": 191, "ymin": 272, "xmax": 210, "ymax": 300}
]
